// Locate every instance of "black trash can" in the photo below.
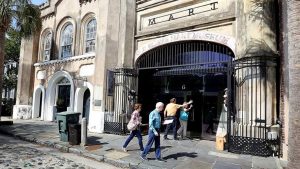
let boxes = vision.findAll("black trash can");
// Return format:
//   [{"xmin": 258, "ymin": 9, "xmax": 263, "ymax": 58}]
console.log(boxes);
[{"xmin": 68, "ymin": 123, "xmax": 81, "ymax": 145}]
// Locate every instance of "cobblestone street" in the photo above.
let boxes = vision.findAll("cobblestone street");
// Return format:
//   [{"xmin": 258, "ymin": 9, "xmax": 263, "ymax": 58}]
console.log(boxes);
[{"xmin": 0, "ymin": 134, "xmax": 119, "ymax": 169}]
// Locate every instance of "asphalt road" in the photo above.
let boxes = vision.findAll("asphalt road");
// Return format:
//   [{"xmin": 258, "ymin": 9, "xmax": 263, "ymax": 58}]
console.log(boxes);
[{"xmin": 0, "ymin": 133, "xmax": 120, "ymax": 169}]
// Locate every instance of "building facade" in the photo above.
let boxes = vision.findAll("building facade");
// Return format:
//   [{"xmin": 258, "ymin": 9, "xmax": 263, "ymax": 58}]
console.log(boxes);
[
  {"xmin": 14, "ymin": 0, "xmax": 286, "ymax": 159},
  {"xmin": 13, "ymin": 0, "xmax": 135, "ymax": 133}
]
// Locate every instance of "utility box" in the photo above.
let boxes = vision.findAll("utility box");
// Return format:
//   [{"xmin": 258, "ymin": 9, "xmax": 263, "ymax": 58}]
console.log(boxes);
[
  {"xmin": 69, "ymin": 123, "xmax": 81, "ymax": 145},
  {"xmin": 57, "ymin": 112, "xmax": 80, "ymax": 142}
]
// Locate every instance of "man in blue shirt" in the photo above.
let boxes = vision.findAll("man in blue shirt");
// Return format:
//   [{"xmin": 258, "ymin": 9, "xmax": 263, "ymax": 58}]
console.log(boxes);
[{"xmin": 141, "ymin": 102, "xmax": 164, "ymax": 161}]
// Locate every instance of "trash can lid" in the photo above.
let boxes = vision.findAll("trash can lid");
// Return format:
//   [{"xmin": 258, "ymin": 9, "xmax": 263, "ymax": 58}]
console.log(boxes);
[{"xmin": 56, "ymin": 111, "xmax": 81, "ymax": 116}]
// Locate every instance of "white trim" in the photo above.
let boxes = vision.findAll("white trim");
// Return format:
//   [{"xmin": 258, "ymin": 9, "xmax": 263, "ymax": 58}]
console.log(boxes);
[
  {"xmin": 32, "ymin": 85, "xmax": 45, "ymax": 119},
  {"xmin": 44, "ymin": 71, "xmax": 75, "ymax": 121},
  {"xmin": 34, "ymin": 53, "xmax": 95, "ymax": 67},
  {"xmin": 135, "ymin": 31, "xmax": 236, "ymax": 61}
]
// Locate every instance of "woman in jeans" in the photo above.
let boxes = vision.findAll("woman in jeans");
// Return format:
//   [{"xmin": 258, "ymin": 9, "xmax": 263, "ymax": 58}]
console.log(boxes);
[
  {"xmin": 122, "ymin": 104, "xmax": 144, "ymax": 152},
  {"xmin": 177, "ymin": 102, "xmax": 192, "ymax": 139}
]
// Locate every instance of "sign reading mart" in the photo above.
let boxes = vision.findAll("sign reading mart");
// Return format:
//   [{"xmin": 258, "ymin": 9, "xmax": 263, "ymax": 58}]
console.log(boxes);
[{"xmin": 147, "ymin": 1, "xmax": 218, "ymax": 26}]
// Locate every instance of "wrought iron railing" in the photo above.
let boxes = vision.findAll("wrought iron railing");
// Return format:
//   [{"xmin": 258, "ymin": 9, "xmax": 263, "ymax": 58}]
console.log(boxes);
[
  {"xmin": 104, "ymin": 68, "xmax": 137, "ymax": 135},
  {"xmin": 228, "ymin": 56, "xmax": 279, "ymax": 157}
]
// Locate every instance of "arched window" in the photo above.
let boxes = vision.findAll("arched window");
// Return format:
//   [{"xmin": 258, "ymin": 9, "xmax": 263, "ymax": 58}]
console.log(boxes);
[
  {"xmin": 61, "ymin": 24, "xmax": 73, "ymax": 58},
  {"xmin": 85, "ymin": 19, "xmax": 96, "ymax": 53},
  {"xmin": 43, "ymin": 32, "xmax": 52, "ymax": 61}
]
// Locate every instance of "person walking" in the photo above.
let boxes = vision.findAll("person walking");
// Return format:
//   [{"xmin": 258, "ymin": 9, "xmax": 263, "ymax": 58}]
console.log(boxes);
[
  {"xmin": 177, "ymin": 102, "xmax": 192, "ymax": 139},
  {"xmin": 141, "ymin": 102, "xmax": 164, "ymax": 161},
  {"xmin": 122, "ymin": 104, "xmax": 144, "ymax": 153},
  {"xmin": 164, "ymin": 98, "xmax": 192, "ymax": 140}
]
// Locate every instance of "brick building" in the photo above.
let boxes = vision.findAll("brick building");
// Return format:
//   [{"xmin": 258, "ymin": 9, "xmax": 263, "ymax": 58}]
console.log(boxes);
[{"xmin": 279, "ymin": 0, "xmax": 300, "ymax": 168}]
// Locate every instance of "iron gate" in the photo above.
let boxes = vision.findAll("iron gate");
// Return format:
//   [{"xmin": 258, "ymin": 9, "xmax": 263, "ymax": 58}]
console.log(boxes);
[
  {"xmin": 135, "ymin": 40, "xmax": 234, "ymax": 136},
  {"xmin": 103, "ymin": 40, "xmax": 280, "ymax": 157},
  {"xmin": 227, "ymin": 56, "xmax": 280, "ymax": 157},
  {"xmin": 104, "ymin": 68, "xmax": 137, "ymax": 135}
]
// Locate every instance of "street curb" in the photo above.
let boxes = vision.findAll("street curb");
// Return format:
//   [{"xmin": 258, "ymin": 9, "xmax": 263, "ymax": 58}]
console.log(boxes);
[
  {"xmin": 54, "ymin": 143, "xmax": 69, "ymax": 152},
  {"xmin": 82, "ymin": 152, "xmax": 104, "ymax": 162},
  {"xmin": 69, "ymin": 147, "xmax": 83, "ymax": 155},
  {"xmin": 0, "ymin": 126, "xmax": 144, "ymax": 169},
  {"xmin": 104, "ymin": 157, "xmax": 130, "ymax": 168}
]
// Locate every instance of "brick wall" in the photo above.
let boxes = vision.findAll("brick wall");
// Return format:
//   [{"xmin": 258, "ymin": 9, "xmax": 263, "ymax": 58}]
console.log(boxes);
[
  {"xmin": 278, "ymin": 0, "xmax": 288, "ymax": 156},
  {"xmin": 287, "ymin": 0, "xmax": 300, "ymax": 168}
]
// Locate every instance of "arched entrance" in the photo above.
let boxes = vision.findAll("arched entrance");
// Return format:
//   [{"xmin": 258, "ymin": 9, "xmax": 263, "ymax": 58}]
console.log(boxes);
[
  {"xmin": 44, "ymin": 71, "xmax": 74, "ymax": 121},
  {"xmin": 136, "ymin": 40, "xmax": 234, "ymax": 140},
  {"xmin": 83, "ymin": 89, "xmax": 90, "ymax": 124},
  {"xmin": 74, "ymin": 82, "xmax": 93, "ymax": 126},
  {"xmin": 32, "ymin": 85, "xmax": 45, "ymax": 119}
]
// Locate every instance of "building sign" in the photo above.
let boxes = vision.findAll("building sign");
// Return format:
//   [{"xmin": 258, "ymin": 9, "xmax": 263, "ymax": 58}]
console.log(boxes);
[
  {"xmin": 148, "ymin": 1, "xmax": 218, "ymax": 26},
  {"xmin": 135, "ymin": 31, "xmax": 236, "ymax": 61}
]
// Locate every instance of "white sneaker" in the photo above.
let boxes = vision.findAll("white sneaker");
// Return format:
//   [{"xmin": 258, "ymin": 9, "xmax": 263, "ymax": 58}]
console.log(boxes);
[{"xmin": 122, "ymin": 147, "xmax": 127, "ymax": 152}]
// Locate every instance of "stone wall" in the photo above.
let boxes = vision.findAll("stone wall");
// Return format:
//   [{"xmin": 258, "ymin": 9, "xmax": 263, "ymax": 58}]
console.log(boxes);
[{"xmin": 13, "ymin": 105, "xmax": 32, "ymax": 120}]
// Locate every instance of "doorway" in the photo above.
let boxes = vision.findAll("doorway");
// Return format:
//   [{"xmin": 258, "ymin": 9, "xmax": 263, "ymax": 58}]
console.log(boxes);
[
  {"xmin": 56, "ymin": 85, "xmax": 71, "ymax": 112},
  {"xmin": 136, "ymin": 41, "xmax": 234, "ymax": 140},
  {"xmin": 38, "ymin": 92, "xmax": 43, "ymax": 117},
  {"xmin": 32, "ymin": 86, "xmax": 44, "ymax": 119},
  {"xmin": 83, "ymin": 89, "xmax": 90, "ymax": 124}
]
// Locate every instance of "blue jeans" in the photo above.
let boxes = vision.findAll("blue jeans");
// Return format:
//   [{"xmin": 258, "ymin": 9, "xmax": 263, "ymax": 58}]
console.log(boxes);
[
  {"xmin": 164, "ymin": 116, "xmax": 177, "ymax": 139},
  {"xmin": 142, "ymin": 129, "xmax": 161, "ymax": 159},
  {"xmin": 123, "ymin": 129, "xmax": 144, "ymax": 151}
]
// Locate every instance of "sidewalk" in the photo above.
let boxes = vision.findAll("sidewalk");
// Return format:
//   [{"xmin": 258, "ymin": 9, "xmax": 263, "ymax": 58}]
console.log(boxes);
[{"xmin": 0, "ymin": 119, "xmax": 283, "ymax": 169}]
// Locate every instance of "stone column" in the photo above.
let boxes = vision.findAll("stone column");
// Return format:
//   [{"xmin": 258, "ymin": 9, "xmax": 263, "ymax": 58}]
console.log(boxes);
[
  {"xmin": 13, "ymin": 35, "xmax": 39, "ymax": 119},
  {"xmin": 117, "ymin": 0, "xmax": 135, "ymax": 68},
  {"xmin": 234, "ymin": 0, "xmax": 279, "ymax": 136},
  {"xmin": 236, "ymin": 0, "xmax": 278, "ymax": 58}
]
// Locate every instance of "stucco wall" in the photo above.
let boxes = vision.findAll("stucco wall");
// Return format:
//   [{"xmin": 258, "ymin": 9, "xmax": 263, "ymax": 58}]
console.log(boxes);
[{"xmin": 15, "ymin": 0, "xmax": 136, "ymax": 133}]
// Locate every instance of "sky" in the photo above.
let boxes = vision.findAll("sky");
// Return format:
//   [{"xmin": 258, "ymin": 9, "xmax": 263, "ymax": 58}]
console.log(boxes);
[{"xmin": 31, "ymin": 0, "xmax": 47, "ymax": 5}]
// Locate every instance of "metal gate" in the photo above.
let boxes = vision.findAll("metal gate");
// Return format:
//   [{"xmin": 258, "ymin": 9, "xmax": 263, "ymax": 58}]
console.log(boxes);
[
  {"xmin": 103, "ymin": 40, "xmax": 280, "ymax": 157},
  {"xmin": 227, "ymin": 56, "xmax": 280, "ymax": 157},
  {"xmin": 104, "ymin": 68, "xmax": 137, "ymax": 135}
]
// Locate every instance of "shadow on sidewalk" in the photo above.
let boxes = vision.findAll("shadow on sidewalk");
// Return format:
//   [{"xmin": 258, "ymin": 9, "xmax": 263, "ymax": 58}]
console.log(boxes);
[
  {"xmin": 87, "ymin": 136, "xmax": 110, "ymax": 145},
  {"xmin": 163, "ymin": 152, "xmax": 198, "ymax": 160}
]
